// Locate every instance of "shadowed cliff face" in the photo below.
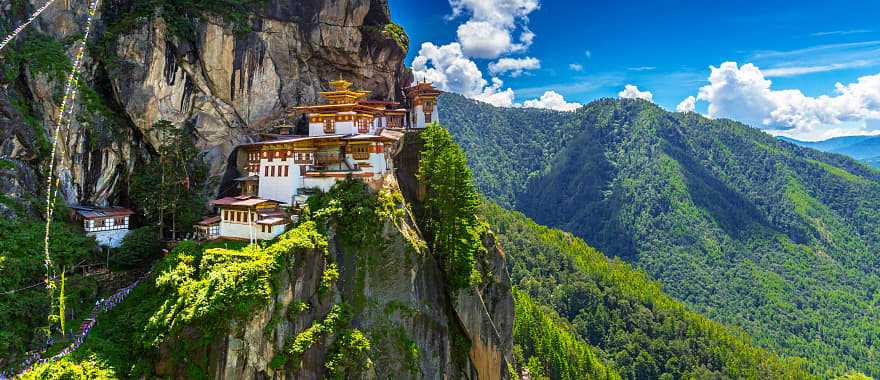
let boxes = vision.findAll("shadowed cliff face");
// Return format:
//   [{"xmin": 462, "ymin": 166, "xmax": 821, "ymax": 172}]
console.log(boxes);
[{"xmin": 0, "ymin": 0, "xmax": 409, "ymax": 212}]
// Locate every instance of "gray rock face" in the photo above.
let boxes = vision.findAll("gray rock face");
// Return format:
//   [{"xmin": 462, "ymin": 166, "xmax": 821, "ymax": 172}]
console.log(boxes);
[
  {"xmin": 0, "ymin": 0, "xmax": 408, "ymax": 210},
  {"xmin": 153, "ymin": 182, "xmax": 514, "ymax": 379}
]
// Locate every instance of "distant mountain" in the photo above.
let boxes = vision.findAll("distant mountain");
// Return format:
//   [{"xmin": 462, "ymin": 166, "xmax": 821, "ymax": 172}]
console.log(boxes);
[
  {"xmin": 781, "ymin": 135, "xmax": 880, "ymax": 165},
  {"xmin": 440, "ymin": 92, "xmax": 880, "ymax": 377}
]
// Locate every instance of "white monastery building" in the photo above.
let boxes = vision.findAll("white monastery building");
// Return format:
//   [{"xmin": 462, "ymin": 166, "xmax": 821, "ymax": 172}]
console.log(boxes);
[
  {"xmin": 201, "ymin": 79, "xmax": 442, "ymax": 242},
  {"xmin": 71, "ymin": 206, "xmax": 135, "ymax": 248}
]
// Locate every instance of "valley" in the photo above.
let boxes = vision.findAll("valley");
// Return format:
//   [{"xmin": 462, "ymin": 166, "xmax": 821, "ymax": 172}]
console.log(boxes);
[
  {"xmin": 1, "ymin": 0, "xmax": 879, "ymax": 379},
  {"xmin": 442, "ymin": 93, "xmax": 880, "ymax": 377}
]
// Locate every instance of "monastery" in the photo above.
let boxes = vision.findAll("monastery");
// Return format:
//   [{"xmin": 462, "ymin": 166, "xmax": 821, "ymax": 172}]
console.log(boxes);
[{"xmin": 196, "ymin": 79, "xmax": 441, "ymax": 242}]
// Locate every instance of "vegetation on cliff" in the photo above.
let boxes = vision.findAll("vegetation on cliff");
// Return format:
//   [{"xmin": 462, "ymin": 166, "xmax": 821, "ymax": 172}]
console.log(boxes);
[
  {"xmin": 0, "ymin": 213, "xmax": 100, "ymax": 365},
  {"xmin": 21, "ymin": 222, "xmax": 325, "ymax": 378},
  {"xmin": 384, "ymin": 23, "xmax": 409, "ymax": 51},
  {"xmin": 418, "ymin": 123, "xmax": 487, "ymax": 290},
  {"xmin": 130, "ymin": 120, "xmax": 210, "ymax": 240},
  {"xmin": 20, "ymin": 180, "xmax": 441, "ymax": 378},
  {"xmin": 443, "ymin": 92, "xmax": 880, "ymax": 377}
]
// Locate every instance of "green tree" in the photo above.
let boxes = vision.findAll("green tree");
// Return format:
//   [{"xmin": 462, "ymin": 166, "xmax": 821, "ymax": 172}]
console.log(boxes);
[
  {"xmin": 131, "ymin": 120, "xmax": 209, "ymax": 241},
  {"xmin": 417, "ymin": 122, "xmax": 485, "ymax": 290},
  {"xmin": 110, "ymin": 227, "xmax": 163, "ymax": 269}
]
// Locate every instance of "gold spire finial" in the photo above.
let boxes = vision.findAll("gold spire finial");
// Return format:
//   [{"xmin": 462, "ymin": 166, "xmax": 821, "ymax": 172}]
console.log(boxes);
[{"xmin": 329, "ymin": 76, "xmax": 353, "ymax": 91}]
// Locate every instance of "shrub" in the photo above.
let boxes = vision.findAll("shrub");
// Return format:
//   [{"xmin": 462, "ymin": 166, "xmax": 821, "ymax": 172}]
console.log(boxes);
[
  {"xmin": 20, "ymin": 357, "xmax": 115, "ymax": 380},
  {"xmin": 110, "ymin": 227, "xmax": 162, "ymax": 270}
]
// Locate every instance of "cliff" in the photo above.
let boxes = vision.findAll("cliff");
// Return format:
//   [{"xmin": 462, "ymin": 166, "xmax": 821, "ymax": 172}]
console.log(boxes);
[
  {"xmin": 0, "ymin": 0, "xmax": 410, "ymax": 214},
  {"xmin": 185, "ymin": 182, "xmax": 514, "ymax": 379},
  {"xmin": 61, "ymin": 176, "xmax": 515, "ymax": 379}
]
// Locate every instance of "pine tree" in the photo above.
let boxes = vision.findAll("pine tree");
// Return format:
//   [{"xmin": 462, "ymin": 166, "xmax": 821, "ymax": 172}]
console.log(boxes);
[
  {"xmin": 131, "ymin": 120, "xmax": 208, "ymax": 241},
  {"xmin": 417, "ymin": 122, "xmax": 484, "ymax": 290}
]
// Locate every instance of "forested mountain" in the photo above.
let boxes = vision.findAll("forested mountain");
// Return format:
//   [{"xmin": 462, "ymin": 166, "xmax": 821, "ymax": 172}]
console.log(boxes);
[
  {"xmin": 781, "ymin": 135, "xmax": 880, "ymax": 166},
  {"xmin": 441, "ymin": 93, "xmax": 880, "ymax": 377},
  {"xmin": 437, "ymin": 95, "xmax": 585, "ymax": 207},
  {"xmin": 484, "ymin": 201, "xmax": 816, "ymax": 379}
]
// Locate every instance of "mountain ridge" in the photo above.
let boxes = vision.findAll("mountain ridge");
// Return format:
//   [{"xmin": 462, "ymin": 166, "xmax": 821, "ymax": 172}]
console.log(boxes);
[
  {"xmin": 780, "ymin": 135, "xmax": 880, "ymax": 165},
  {"xmin": 441, "ymin": 92, "xmax": 880, "ymax": 376}
]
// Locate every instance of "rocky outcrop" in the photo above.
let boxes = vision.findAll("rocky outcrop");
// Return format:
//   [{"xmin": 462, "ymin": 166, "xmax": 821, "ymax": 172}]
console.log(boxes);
[
  {"xmin": 0, "ymin": 0, "xmax": 409, "ymax": 211},
  {"xmin": 153, "ymin": 180, "xmax": 515, "ymax": 379}
]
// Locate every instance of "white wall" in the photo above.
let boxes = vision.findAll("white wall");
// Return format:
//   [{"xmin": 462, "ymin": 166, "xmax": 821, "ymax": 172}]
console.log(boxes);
[
  {"xmin": 258, "ymin": 159, "xmax": 296, "ymax": 204},
  {"xmin": 303, "ymin": 176, "xmax": 339, "ymax": 193},
  {"xmin": 308, "ymin": 120, "xmax": 356, "ymax": 136},
  {"xmin": 308, "ymin": 122, "xmax": 325, "ymax": 136},
  {"xmin": 89, "ymin": 229, "xmax": 129, "ymax": 248},
  {"xmin": 412, "ymin": 104, "xmax": 440, "ymax": 129},
  {"xmin": 220, "ymin": 221, "xmax": 257, "ymax": 241},
  {"xmin": 368, "ymin": 151, "xmax": 387, "ymax": 173}
]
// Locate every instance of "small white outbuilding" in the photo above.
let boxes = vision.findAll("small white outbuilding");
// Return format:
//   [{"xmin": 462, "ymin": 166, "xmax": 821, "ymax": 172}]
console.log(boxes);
[{"xmin": 71, "ymin": 206, "xmax": 135, "ymax": 248}]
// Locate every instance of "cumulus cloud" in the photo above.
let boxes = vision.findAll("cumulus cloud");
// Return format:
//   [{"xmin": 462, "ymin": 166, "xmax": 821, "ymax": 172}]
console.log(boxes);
[
  {"xmin": 488, "ymin": 57, "xmax": 541, "ymax": 77},
  {"xmin": 448, "ymin": 0, "xmax": 540, "ymax": 59},
  {"xmin": 522, "ymin": 91, "xmax": 582, "ymax": 111},
  {"xmin": 456, "ymin": 21, "xmax": 513, "ymax": 59},
  {"xmin": 569, "ymin": 63, "xmax": 583, "ymax": 72},
  {"xmin": 618, "ymin": 84, "xmax": 654, "ymax": 102},
  {"xmin": 473, "ymin": 77, "xmax": 517, "ymax": 107},
  {"xmin": 412, "ymin": 42, "xmax": 518, "ymax": 108},
  {"xmin": 412, "ymin": 42, "xmax": 488, "ymax": 96},
  {"xmin": 449, "ymin": 0, "xmax": 540, "ymax": 27},
  {"xmin": 695, "ymin": 61, "xmax": 880, "ymax": 139},
  {"xmin": 676, "ymin": 96, "xmax": 697, "ymax": 113}
]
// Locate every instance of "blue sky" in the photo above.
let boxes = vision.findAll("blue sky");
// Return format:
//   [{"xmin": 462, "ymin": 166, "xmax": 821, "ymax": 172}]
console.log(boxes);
[{"xmin": 387, "ymin": 0, "xmax": 880, "ymax": 141}]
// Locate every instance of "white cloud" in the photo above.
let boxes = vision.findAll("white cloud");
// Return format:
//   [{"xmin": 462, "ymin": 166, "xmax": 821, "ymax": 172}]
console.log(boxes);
[
  {"xmin": 447, "ymin": 0, "xmax": 540, "ymax": 59},
  {"xmin": 412, "ymin": 42, "xmax": 518, "ymax": 108},
  {"xmin": 585, "ymin": 50, "xmax": 592, "ymax": 59},
  {"xmin": 473, "ymin": 77, "xmax": 517, "ymax": 107},
  {"xmin": 412, "ymin": 42, "xmax": 488, "ymax": 96},
  {"xmin": 618, "ymin": 84, "xmax": 654, "ymax": 102},
  {"xmin": 522, "ymin": 91, "xmax": 582, "ymax": 111},
  {"xmin": 628, "ymin": 66, "xmax": 656, "ymax": 71},
  {"xmin": 811, "ymin": 29, "xmax": 872, "ymax": 37},
  {"xmin": 569, "ymin": 63, "xmax": 583, "ymax": 72},
  {"xmin": 676, "ymin": 96, "xmax": 696, "ymax": 113},
  {"xmin": 695, "ymin": 61, "xmax": 880, "ymax": 140},
  {"xmin": 449, "ymin": 0, "xmax": 540, "ymax": 27},
  {"xmin": 488, "ymin": 57, "xmax": 541, "ymax": 77},
  {"xmin": 762, "ymin": 60, "xmax": 878, "ymax": 77},
  {"xmin": 456, "ymin": 21, "xmax": 513, "ymax": 59}
]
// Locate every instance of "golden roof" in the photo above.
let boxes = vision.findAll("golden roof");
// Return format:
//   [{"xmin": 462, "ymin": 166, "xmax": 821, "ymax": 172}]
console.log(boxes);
[
  {"xmin": 329, "ymin": 78, "xmax": 353, "ymax": 91},
  {"xmin": 321, "ymin": 78, "xmax": 370, "ymax": 102}
]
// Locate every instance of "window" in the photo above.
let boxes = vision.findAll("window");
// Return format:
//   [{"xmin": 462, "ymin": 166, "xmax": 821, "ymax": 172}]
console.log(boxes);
[
  {"xmin": 323, "ymin": 118, "xmax": 335, "ymax": 133},
  {"xmin": 357, "ymin": 118, "xmax": 371, "ymax": 133},
  {"xmin": 271, "ymin": 166, "xmax": 276, "ymax": 177},
  {"xmin": 104, "ymin": 218, "xmax": 113, "ymax": 227},
  {"xmin": 115, "ymin": 217, "xmax": 125, "ymax": 226},
  {"xmin": 350, "ymin": 145, "xmax": 370, "ymax": 160},
  {"xmin": 284, "ymin": 166, "xmax": 289, "ymax": 177},
  {"xmin": 265, "ymin": 166, "xmax": 269, "ymax": 176}
]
